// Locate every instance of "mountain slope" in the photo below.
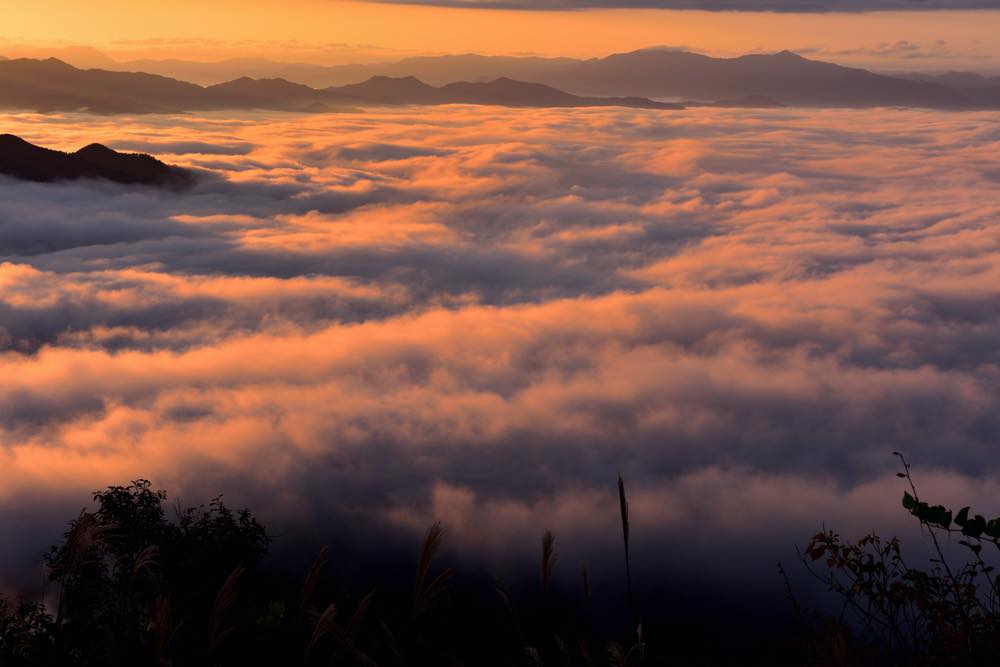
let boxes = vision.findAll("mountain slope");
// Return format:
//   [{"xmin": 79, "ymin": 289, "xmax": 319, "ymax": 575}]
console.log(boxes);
[
  {"xmin": 203, "ymin": 76, "xmax": 353, "ymax": 109},
  {"xmin": 895, "ymin": 71, "xmax": 1000, "ymax": 106},
  {"xmin": 0, "ymin": 58, "xmax": 208, "ymax": 112},
  {"xmin": 0, "ymin": 134, "xmax": 196, "ymax": 188}
]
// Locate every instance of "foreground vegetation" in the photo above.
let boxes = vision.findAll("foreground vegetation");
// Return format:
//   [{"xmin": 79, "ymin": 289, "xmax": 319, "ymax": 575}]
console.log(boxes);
[
  {"xmin": 3, "ymin": 456, "xmax": 1000, "ymax": 665},
  {"xmin": 795, "ymin": 453, "xmax": 1000, "ymax": 666},
  {"xmin": 0, "ymin": 478, "xmax": 654, "ymax": 667}
]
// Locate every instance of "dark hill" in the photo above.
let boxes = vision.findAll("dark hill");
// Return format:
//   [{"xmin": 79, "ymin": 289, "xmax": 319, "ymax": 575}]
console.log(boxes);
[
  {"xmin": 438, "ymin": 78, "xmax": 583, "ymax": 106},
  {"xmin": 333, "ymin": 75, "xmax": 441, "ymax": 104},
  {"xmin": 0, "ymin": 57, "xmax": 206, "ymax": 113},
  {"xmin": 0, "ymin": 134, "xmax": 196, "ymax": 188},
  {"xmin": 204, "ymin": 76, "xmax": 353, "ymax": 110}
]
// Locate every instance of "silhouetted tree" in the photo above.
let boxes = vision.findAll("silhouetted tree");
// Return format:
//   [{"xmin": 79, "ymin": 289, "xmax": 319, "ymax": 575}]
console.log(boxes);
[{"xmin": 1, "ymin": 480, "xmax": 267, "ymax": 666}]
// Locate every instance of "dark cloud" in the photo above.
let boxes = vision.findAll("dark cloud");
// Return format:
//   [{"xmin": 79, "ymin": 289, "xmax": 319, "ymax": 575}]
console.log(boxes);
[
  {"xmin": 335, "ymin": 143, "xmax": 453, "ymax": 162},
  {"xmin": 108, "ymin": 140, "xmax": 255, "ymax": 156},
  {"xmin": 369, "ymin": 0, "xmax": 1000, "ymax": 11}
]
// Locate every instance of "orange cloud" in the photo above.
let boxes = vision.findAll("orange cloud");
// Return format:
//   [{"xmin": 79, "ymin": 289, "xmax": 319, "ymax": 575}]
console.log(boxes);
[{"xmin": 2, "ymin": 103, "xmax": 1000, "ymax": 584}]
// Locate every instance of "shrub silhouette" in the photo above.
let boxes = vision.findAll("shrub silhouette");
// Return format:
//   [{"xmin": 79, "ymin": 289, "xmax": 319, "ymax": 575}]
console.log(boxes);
[
  {"xmin": 0, "ymin": 478, "xmax": 655, "ymax": 667},
  {"xmin": 2, "ymin": 480, "xmax": 267, "ymax": 666},
  {"xmin": 793, "ymin": 453, "xmax": 1000, "ymax": 666}
]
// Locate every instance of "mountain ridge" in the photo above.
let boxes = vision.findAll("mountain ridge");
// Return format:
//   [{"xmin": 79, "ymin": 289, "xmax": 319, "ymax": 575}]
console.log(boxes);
[
  {"xmin": 0, "ymin": 58, "xmax": 680, "ymax": 113},
  {"xmin": 327, "ymin": 75, "xmax": 680, "ymax": 109},
  {"xmin": 0, "ymin": 134, "xmax": 196, "ymax": 188},
  {"xmin": 2, "ymin": 50, "xmax": 1000, "ymax": 112}
]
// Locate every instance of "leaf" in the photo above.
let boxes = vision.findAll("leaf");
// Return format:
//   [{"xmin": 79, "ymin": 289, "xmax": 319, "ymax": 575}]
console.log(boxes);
[
  {"xmin": 902, "ymin": 492, "xmax": 917, "ymax": 510},
  {"xmin": 963, "ymin": 515, "xmax": 987, "ymax": 538},
  {"xmin": 925, "ymin": 506, "xmax": 952, "ymax": 530},
  {"xmin": 956, "ymin": 507, "xmax": 971, "ymax": 527}
]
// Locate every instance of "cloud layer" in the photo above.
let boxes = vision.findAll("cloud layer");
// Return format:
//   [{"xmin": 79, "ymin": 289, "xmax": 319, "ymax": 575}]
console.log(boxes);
[{"xmin": 2, "ymin": 104, "xmax": 1000, "ymax": 594}]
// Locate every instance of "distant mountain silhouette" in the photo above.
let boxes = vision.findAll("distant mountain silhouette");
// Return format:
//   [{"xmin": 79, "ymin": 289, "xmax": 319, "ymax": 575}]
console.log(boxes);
[
  {"xmin": 328, "ymin": 76, "xmax": 680, "ymax": 109},
  {"xmin": 533, "ymin": 50, "xmax": 986, "ymax": 108},
  {"xmin": 0, "ymin": 58, "xmax": 341, "ymax": 113},
  {"xmin": 112, "ymin": 56, "xmax": 364, "ymax": 88},
  {"xmin": 203, "ymin": 76, "xmax": 347, "ymax": 109},
  {"xmin": 0, "ymin": 134, "xmax": 196, "ymax": 188},
  {"xmin": 898, "ymin": 71, "xmax": 1000, "ymax": 90},
  {"xmin": 35, "ymin": 51, "xmax": 580, "ymax": 89},
  {"xmin": 877, "ymin": 71, "xmax": 1000, "ymax": 107},
  {"xmin": 70, "ymin": 48, "xmax": 1000, "ymax": 110},
  {"xmin": 297, "ymin": 50, "xmax": 1000, "ymax": 109},
  {"xmin": 0, "ymin": 58, "xmax": 207, "ymax": 113},
  {"xmin": 332, "ymin": 75, "xmax": 441, "ymax": 104},
  {"xmin": 0, "ymin": 45, "xmax": 116, "ymax": 69},
  {"xmin": 0, "ymin": 59, "xmax": 677, "ymax": 113},
  {"xmin": 3, "ymin": 51, "xmax": 1000, "ymax": 112}
]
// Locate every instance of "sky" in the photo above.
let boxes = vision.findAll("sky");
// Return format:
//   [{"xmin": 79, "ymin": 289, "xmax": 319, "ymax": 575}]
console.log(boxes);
[
  {"xmin": 2, "ymin": 104, "xmax": 1000, "ymax": 596},
  {"xmin": 2, "ymin": 0, "xmax": 1000, "ymax": 72}
]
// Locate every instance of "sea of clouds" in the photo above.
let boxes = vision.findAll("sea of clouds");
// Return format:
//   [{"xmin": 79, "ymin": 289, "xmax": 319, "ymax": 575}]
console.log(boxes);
[{"xmin": 2, "ymin": 106, "xmax": 1000, "ymax": 600}]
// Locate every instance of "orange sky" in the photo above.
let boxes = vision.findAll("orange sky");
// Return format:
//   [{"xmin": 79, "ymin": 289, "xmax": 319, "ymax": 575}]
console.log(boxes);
[{"xmin": 1, "ymin": 0, "xmax": 1000, "ymax": 71}]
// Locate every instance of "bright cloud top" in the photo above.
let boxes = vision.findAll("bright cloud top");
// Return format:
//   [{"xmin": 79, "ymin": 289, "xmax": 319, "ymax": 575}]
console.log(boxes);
[{"xmin": 1, "ymin": 105, "xmax": 1000, "ymax": 586}]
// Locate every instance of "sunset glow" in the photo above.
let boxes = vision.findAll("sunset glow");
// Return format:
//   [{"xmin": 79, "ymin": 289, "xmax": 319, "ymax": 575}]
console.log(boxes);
[
  {"xmin": 2, "ymin": 1, "xmax": 1000, "ymax": 71},
  {"xmin": 3, "ymin": 3, "xmax": 1000, "ymax": 663}
]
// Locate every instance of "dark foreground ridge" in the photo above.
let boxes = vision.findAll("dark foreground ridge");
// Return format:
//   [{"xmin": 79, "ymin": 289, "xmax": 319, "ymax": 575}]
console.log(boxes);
[{"xmin": 0, "ymin": 134, "xmax": 196, "ymax": 188}]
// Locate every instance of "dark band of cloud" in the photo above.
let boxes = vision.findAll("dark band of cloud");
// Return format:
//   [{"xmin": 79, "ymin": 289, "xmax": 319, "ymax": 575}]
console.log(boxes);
[{"xmin": 369, "ymin": 0, "xmax": 1000, "ymax": 11}]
